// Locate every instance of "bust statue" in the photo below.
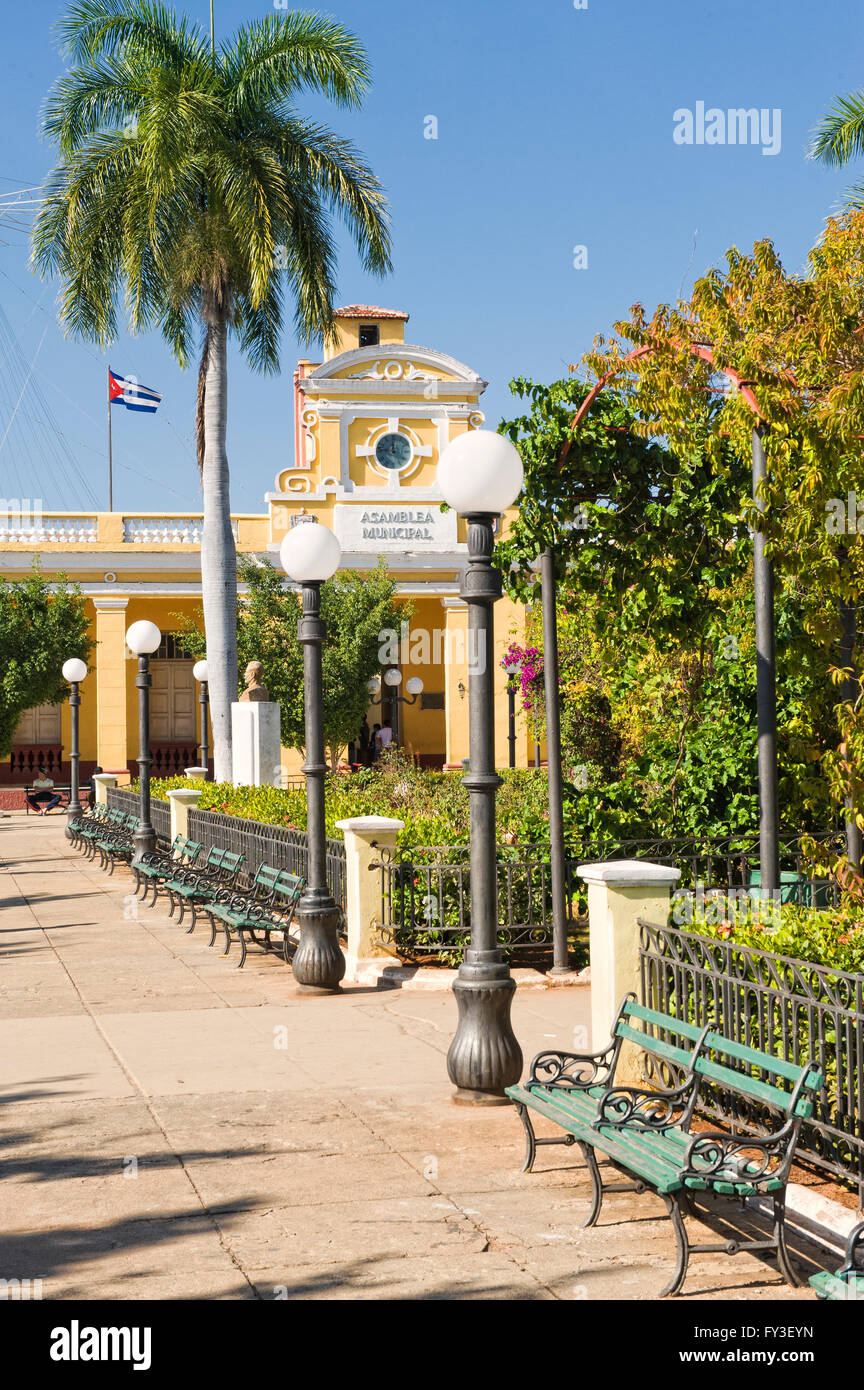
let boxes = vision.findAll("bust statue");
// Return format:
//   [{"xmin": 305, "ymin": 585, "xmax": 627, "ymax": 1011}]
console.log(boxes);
[{"xmin": 239, "ymin": 660, "xmax": 270, "ymax": 702}]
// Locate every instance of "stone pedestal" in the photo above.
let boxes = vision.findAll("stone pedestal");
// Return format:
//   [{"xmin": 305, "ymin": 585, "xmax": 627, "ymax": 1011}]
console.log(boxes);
[
  {"xmin": 577, "ymin": 859, "xmax": 681, "ymax": 1083},
  {"xmin": 168, "ymin": 787, "xmax": 204, "ymax": 840},
  {"xmin": 230, "ymin": 702, "xmax": 282, "ymax": 788},
  {"xmin": 335, "ymin": 816, "xmax": 405, "ymax": 982},
  {"xmin": 91, "ymin": 773, "xmax": 119, "ymax": 806}
]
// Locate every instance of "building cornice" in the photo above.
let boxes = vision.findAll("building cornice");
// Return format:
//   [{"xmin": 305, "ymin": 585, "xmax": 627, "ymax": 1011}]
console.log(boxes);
[{"xmin": 303, "ymin": 342, "xmax": 486, "ymax": 389}]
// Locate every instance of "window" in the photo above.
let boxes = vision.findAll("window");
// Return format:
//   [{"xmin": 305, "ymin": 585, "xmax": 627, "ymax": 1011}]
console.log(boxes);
[
  {"xmin": 359, "ymin": 324, "xmax": 379, "ymax": 347},
  {"xmin": 420, "ymin": 692, "xmax": 445, "ymax": 711},
  {"xmin": 154, "ymin": 633, "xmax": 192, "ymax": 660}
]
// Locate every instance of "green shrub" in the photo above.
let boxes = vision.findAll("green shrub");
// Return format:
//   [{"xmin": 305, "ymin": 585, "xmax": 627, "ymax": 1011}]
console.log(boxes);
[
  {"xmin": 682, "ymin": 898, "xmax": 864, "ymax": 974},
  {"xmin": 148, "ymin": 751, "xmax": 553, "ymax": 848}
]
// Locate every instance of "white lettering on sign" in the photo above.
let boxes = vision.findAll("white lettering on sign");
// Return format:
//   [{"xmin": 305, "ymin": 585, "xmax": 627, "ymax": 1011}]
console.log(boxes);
[{"xmin": 333, "ymin": 504, "xmax": 458, "ymax": 553}]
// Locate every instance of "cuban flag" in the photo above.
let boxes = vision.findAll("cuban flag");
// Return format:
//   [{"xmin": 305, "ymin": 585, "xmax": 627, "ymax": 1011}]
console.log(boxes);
[{"xmin": 108, "ymin": 368, "xmax": 162, "ymax": 413}]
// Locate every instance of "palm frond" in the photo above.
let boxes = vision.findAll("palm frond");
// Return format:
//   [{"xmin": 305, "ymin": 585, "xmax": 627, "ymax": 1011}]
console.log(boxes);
[
  {"xmin": 809, "ymin": 91, "xmax": 864, "ymax": 165},
  {"xmin": 223, "ymin": 12, "xmax": 370, "ymax": 110},
  {"xmin": 276, "ymin": 117, "xmax": 391, "ymax": 275},
  {"xmin": 56, "ymin": 0, "xmax": 206, "ymax": 68}
]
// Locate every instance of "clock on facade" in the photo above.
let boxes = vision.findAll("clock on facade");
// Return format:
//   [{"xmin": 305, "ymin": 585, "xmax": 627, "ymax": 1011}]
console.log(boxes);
[{"xmin": 374, "ymin": 431, "xmax": 412, "ymax": 471}]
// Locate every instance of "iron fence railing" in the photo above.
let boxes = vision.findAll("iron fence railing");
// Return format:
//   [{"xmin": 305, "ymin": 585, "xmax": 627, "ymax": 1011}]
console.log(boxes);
[
  {"xmin": 372, "ymin": 842, "xmax": 589, "ymax": 964},
  {"xmin": 373, "ymin": 832, "xmax": 844, "ymax": 965},
  {"xmin": 638, "ymin": 917, "xmax": 864, "ymax": 1203},
  {"xmin": 107, "ymin": 786, "xmax": 171, "ymax": 845},
  {"xmin": 186, "ymin": 807, "xmax": 346, "ymax": 909}
]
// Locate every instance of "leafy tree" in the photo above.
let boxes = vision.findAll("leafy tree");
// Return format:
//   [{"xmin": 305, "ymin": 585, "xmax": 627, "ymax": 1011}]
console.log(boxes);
[
  {"xmin": 578, "ymin": 221, "xmax": 864, "ymax": 840},
  {"xmin": 495, "ymin": 374, "xmax": 837, "ymax": 839},
  {"xmin": 0, "ymin": 568, "xmax": 92, "ymax": 756},
  {"xmin": 496, "ymin": 375, "xmax": 752, "ymax": 639},
  {"xmin": 33, "ymin": 0, "xmax": 391, "ymax": 781},
  {"xmin": 177, "ymin": 556, "xmax": 405, "ymax": 767}
]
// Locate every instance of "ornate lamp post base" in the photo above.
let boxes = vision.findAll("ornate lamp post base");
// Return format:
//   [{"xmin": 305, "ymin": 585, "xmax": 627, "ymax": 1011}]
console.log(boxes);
[
  {"xmin": 292, "ymin": 891, "xmax": 345, "ymax": 993},
  {"xmin": 132, "ymin": 826, "xmax": 157, "ymax": 863},
  {"xmin": 446, "ymin": 951, "xmax": 522, "ymax": 1104}
]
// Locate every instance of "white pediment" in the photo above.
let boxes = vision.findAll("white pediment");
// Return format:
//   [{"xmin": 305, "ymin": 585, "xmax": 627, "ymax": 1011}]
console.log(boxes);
[{"xmin": 303, "ymin": 343, "xmax": 486, "ymax": 388}]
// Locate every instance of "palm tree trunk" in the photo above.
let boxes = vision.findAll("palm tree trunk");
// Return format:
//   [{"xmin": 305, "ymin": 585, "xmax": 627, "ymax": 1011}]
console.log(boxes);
[{"xmin": 200, "ymin": 311, "xmax": 238, "ymax": 782}]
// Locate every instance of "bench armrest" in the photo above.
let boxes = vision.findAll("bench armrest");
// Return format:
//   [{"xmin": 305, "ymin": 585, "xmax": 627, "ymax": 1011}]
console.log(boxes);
[
  {"xmin": 840, "ymin": 1222, "xmax": 864, "ymax": 1277},
  {"xmin": 594, "ymin": 1080, "xmax": 697, "ymax": 1131},
  {"xmin": 679, "ymin": 1123, "xmax": 797, "ymax": 1188},
  {"xmin": 527, "ymin": 1039, "xmax": 619, "ymax": 1090}
]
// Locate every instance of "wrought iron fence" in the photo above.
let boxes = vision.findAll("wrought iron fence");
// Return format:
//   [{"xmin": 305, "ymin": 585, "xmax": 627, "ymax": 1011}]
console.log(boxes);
[
  {"xmin": 373, "ymin": 842, "xmax": 589, "ymax": 964},
  {"xmin": 639, "ymin": 917, "xmax": 864, "ymax": 1202},
  {"xmin": 373, "ymin": 831, "xmax": 844, "ymax": 965},
  {"xmin": 187, "ymin": 807, "xmax": 346, "ymax": 909},
  {"xmin": 106, "ymin": 786, "xmax": 171, "ymax": 845}
]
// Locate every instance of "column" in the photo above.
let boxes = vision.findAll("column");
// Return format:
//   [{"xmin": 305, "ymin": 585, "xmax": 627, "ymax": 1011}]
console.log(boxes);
[{"xmin": 93, "ymin": 597, "xmax": 129, "ymax": 776}]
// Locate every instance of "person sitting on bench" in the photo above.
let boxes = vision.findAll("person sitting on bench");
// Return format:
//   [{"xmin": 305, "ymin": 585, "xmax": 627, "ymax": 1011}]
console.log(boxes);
[{"xmin": 26, "ymin": 766, "xmax": 62, "ymax": 815}]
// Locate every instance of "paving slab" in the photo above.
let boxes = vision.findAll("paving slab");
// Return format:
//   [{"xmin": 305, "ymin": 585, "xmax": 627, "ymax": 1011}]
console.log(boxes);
[{"xmin": 0, "ymin": 817, "xmax": 839, "ymax": 1302}]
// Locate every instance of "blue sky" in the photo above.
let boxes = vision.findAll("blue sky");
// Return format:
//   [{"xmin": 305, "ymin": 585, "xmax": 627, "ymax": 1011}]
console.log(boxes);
[{"xmin": 0, "ymin": 0, "xmax": 860, "ymax": 513}]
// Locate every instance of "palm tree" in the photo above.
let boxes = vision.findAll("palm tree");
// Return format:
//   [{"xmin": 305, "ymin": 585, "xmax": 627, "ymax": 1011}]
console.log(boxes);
[
  {"xmin": 33, "ymin": 0, "xmax": 391, "ymax": 779},
  {"xmin": 810, "ymin": 91, "xmax": 864, "ymax": 203}
]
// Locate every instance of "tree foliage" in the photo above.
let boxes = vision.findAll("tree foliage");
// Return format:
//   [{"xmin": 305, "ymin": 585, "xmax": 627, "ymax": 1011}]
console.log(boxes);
[
  {"xmin": 572, "ymin": 214, "xmax": 864, "ymax": 834},
  {"xmin": 0, "ymin": 568, "xmax": 92, "ymax": 757}
]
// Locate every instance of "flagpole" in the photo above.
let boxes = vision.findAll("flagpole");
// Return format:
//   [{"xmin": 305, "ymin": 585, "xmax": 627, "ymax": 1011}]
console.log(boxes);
[{"xmin": 107, "ymin": 369, "xmax": 113, "ymax": 511}]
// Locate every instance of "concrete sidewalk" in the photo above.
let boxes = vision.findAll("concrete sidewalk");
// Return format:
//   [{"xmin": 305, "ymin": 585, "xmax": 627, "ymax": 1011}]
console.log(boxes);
[{"xmin": 0, "ymin": 817, "xmax": 826, "ymax": 1301}]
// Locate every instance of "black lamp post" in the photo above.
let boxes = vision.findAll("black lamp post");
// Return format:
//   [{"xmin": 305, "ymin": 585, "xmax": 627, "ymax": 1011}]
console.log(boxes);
[
  {"xmin": 280, "ymin": 522, "xmax": 345, "ymax": 993},
  {"xmin": 751, "ymin": 426, "xmax": 780, "ymax": 893},
  {"xmin": 438, "ymin": 429, "xmax": 525, "ymax": 1103},
  {"xmin": 368, "ymin": 670, "xmax": 424, "ymax": 747},
  {"xmin": 539, "ymin": 547, "xmax": 570, "ymax": 974},
  {"xmin": 62, "ymin": 657, "xmax": 88, "ymax": 839},
  {"xmin": 193, "ymin": 659, "xmax": 210, "ymax": 776},
  {"xmin": 125, "ymin": 620, "xmax": 161, "ymax": 862},
  {"xmin": 505, "ymin": 663, "xmax": 518, "ymax": 769}
]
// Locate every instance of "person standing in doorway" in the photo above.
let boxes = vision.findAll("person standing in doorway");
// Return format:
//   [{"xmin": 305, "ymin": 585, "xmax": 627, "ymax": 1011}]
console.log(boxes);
[{"xmin": 375, "ymin": 721, "xmax": 393, "ymax": 756}]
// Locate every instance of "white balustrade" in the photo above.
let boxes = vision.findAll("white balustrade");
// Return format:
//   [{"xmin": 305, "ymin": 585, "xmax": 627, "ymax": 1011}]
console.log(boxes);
[
  {"xmin": 123, "ymin": 517, "xmax": 239, "ymax": 543},
  {"xmin": 0, "ymin": 517, "xmax": 98, "ymax": 542}
]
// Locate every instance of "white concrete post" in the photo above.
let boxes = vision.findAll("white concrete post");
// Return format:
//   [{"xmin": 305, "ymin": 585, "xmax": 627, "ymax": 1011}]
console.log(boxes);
[
  {"xmin": 577, "ymin": 860, "xmax": 681, "ymax": 1082},
  {"xmin": 92, "ymin": 773, "xmax": 118, "ymax": 806},
  {"xmin": 335, "ymin": 816, "xmax": 405, "ymax": 983},
  {"xmin": 167, "ymin": 787, "xmax": 204, "ymax": 841},
  {"xmin": 184, "ymin": 766, "xmax": 208, "ymax": 782}
]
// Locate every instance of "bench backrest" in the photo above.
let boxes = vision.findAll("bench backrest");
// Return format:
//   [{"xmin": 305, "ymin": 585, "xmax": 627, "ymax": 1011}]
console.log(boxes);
[
  {"xmin": 618, "ymin": 998, "xmax": 823, "ymax": 1119},
  {"xmin": 202, "ymin": 846, "xmax": 244, "ymax": 881},
  {"xmin": 250, "ymin": 863, "xmax": 305, "ymax": 904},
  {"xmin": 615, "ymin": 999, "xmax": 707, "ymax": 1073},
  {"xmin": 170, "ymin": 835, "xmax": 202, "ymax": 865},
  {"xmin": 696, "ymin": 1032, "xmax": 823, "ymax": 1119}
]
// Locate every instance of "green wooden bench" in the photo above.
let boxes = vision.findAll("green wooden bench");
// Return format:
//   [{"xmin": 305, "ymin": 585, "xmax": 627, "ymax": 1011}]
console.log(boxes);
[
  {"xmin": 68, "ymin": 802, "xmax": 109, "ymax": 848},
  {"xmin": 506, "ymin": 994, "xmax": 823, "ymax": 1297},
  {"xmin": 204, "ymin": 863, "xmax": 305, "ymax": 968},
  {"xmin": 164, "ymin": 847, "xmax": 245, "ymax": 931},
  {"xmin": 810, "ymin": 1223, "xmax": 864, "ymax": 1300},
  {"xmin": 96, "ymin": 812, "xmax": 140, "ymax": 873},
  {"xmin": 131, "ymin": 836, "xmax": 203, "ymax": 905},
  {"xmin": 77, "ymin": 805, "xmax": 120, "ymax": 857}
]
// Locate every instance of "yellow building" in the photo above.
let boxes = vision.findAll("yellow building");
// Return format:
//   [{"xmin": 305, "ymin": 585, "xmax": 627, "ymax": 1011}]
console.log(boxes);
[{"xmin": 0, "ymin": 306, "xmax": 533, "ymax": 794}]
